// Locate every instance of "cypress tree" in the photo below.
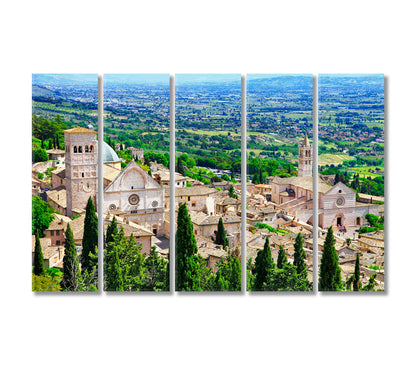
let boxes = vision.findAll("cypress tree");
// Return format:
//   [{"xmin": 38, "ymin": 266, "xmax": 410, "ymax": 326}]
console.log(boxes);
[
  {"xmin": 318, "ymin": 226, "xmax": 343, "ymax": 291},
  {"xmin": 353, "ymin": 252, "xmax": 361, "ymax": 291},
  {"xmin": 61, "ymin": 223, "xmax": 79, "ymax": 291},
  {"xmin": 176, "ymin": 157, "xmax": 186, "ymax": 176},
  {"xmin": 293, "ymin": 233, "xmax": 307, "ymax": 279},
  {"xmin": 106, "ymin": 216, "xmax": 119, "ymax": 245},
  {"xmin": 215, "ymin": 217, "xmax": 229, "ymax": 248},
  {"xmin": 175, "ymin": 203, "xmax": 201, "ymax": 291},
  {"xmin": 253, "ymin": 236, "xmax": 274, "ymax": 291},
  {"xmin": 81, "ymin": 197, "xmax": 98, "ymax": 273},
  {"xmin": 33, "ymin": 230, "xmax": 46, "ymax": 276},
  {"xmin": 277, "ymin": 244, "xmax": 288, "ymax": 269},
  {"xmin": 106, "ymin": 242, "xmax": 124, "ymax": 291},
  {"xmin": 163, "ymin": 248, "xmax": 170, "ymax": 292}
]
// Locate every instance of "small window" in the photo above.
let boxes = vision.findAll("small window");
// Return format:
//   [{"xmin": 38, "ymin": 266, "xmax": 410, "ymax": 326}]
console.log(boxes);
[
  {"xmin": 82, "ymin": 172, "xmax": 84, "ymax": 178},
  {"xmin": 90, "ymin": 145, "xmax": 93, "ymax": 152},
  {"xmin": 56, "ymin": 240, "xmax": 60, "ymax": 246},
  {"xmin": 188, "ymin": 196, "xmax": 190, "ymax": 201},
  {"xmin": 85, "ymin": 145, "xmax": 89, "ymax": 152},
  {"xmin": 78, "ymin": 146, "xmax": 82, "ymax": 153},
  {"xmin": 338, "ymin": 190, "xmax": 342, "ymax": 193},
  {"xmin": 56, "ymin": 230, "xmax": 60, "ymax": 236},
  {"xmin": 74, "ymin": 146, "xmax": 77, "ymax": 153},
  {"xmin": 50, "ymin": 231, "xmax": 54, "ymax": 236}
]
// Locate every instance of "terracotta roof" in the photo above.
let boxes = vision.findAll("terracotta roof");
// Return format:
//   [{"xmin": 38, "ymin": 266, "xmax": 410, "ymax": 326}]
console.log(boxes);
[
  {"xmin": 51, "ymin": 167, "xmax": 66, "ymax": 178},
  {"xmin": 169, "ymin": 186, "xmax": 220, "ymax": 197},
  {"xmin": 46, "ymin": 188, "xmax": 67, "ymax": 208},
  {"xmin": 103, "ymin": 164, "xmax": 121, "ymax": 181},
  {"xmin": 32, "ymin": 236, "xmax": 52, "ymax": 252},
  {"xmin": 216, "ymin": 196, "xmax": 239, "ymax": 205},
  {"xmin": 64, "ymin": 126, "xmax": 96, "ymax": 134},
  {"xmin": 46, "ymin": 149, "xmax": 65, "ymax": 155},
  {"xmin": 190, "ymin": 211, "xmax": 240, "ymax": 226},
  {"xmin": 45, "ymin": 213, "xmax": 72, "ymax": 231},
  {"xmin": 271, "ymin": 175, "xmax": 332, "ymax": 193}
]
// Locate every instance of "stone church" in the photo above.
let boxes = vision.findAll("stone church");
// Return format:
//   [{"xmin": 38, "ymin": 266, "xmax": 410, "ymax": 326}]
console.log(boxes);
[
  {"xmin": 103, "ymin": 161, "xmax": 165, "ymax": 235},
  {"xmin": 270, "ymin": 133, "xmax": 379, "ymax": 229},
  {"xmin": 63, "ymin": 126, "xmax": 165, "ymax": 235}
]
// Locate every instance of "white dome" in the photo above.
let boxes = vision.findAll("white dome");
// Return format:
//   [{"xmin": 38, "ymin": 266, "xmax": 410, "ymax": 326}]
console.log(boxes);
[{"xmin": 103, "ymin": 142, "xmax": 120, "ymax": 163}]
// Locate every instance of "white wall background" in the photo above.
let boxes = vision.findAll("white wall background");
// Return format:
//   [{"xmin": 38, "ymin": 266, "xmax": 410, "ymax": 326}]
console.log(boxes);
[{"xmin": 1, "ymin": 1, "xmax": 414, "ymax": 373}]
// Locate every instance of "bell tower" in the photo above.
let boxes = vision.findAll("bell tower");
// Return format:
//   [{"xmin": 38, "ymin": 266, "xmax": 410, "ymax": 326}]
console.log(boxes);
[
  {"xmin": 64, "ymin": 126, "xmax": 98, "ymax": 217},
  {"xmin": 298, "ymin": 133, "xmax": 312, "ymax": 178}
]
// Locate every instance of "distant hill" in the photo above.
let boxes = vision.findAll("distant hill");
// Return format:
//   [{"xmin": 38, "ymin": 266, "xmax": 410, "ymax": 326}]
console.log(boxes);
[
  {"xmin": 247, "ymin": 74, "xmax": 313, "ymax": 92},
  {"xmin": 32, "ymin": 74, "xmax": 97, "ymax": 86},
  {"xmin": 32, "ymin": 85, "xmax": 63, "ymax": 98}
]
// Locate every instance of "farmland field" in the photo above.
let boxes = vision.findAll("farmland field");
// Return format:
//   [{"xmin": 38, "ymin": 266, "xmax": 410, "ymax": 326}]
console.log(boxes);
[{"xmin": 318, "ymin": 153, "xmax": 355, "ymax": 166}]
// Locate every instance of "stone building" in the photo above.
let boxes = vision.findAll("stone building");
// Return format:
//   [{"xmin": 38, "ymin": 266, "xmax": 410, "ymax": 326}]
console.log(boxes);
[
  {"xmin": 298, "ymin": 133, "xmax": 312, "ymax": 178},
  {"xmin": 103, "ymin": 160, "xmax": 165, "ymax": 235},
  {"xmin": 129, "ymin": 147, "xmax": 144, "ymax": 163},
  {"xmin": 64, "ymin": 126, "xmax": 98, "ymax": 217},
  {"xmin": 167, "ymin": 186, "xmax": 220, "ymax": 216},
  {"xmin": 269, "ymin": 133, "xmax": 380, "ymax": 229}
]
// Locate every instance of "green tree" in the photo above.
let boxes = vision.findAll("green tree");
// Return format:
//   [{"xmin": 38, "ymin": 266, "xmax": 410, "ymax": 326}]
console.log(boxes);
[
  {"xmin": 81, "ymin": 197, "xmax": 98, "ymax": 273},
  {"xmin": 362, "ymin": 273, "xmax": 378, "ymax": 291},
  {"xmin": 175, "ymin": 203, "xmax": 201, "ymax": 291},
  {"xmin": 318, "ymin": 227, "xmax": 343, "ymax": 291},
  {"xmin": 293, "ymin": 233, "xmax": 307, "ymax": 279},
  {"xmin": 33, "ymin": 230, "xmax": 46, "ymax": 276},
  {"xmin": 353, "ymin": 252, "xmax": 361, "ymax": 291},
  {"xmin": 104, "ymin": 240, "xmax": 124, "ymax": 291},
  {"xmin": 215, "ymin": 251, "xmax": 241, "ymax": 291},
  {"xmin": 176, "ymin": 157, "xmax": 186, "ymax": 176},
  {"xmin": 246, "ymin": 258, "xmax": 254, "ymax": 291},
  {"xmin": 32, "ymin": 147, "xmax": 48, "ymax": 162},
  {"xmin": 32, "ymin": 196, "xmax": 55, "ymax": 236},
  {"xmin": 61, "ymin": 224, "xmax": 80, "ymax": 291},
  {"xmin": 106, "ymin": 216, "xmax": 119, "ymax": 245},
  {"xmin": 144, "ymin": 246, "xmax": 168, "ymax": 291},
  {"xmin": 228, "ymin": 184, "xmax": 238, "ymax": 199},
  {"xmin": 252, "ymin": 236, "xmax": 274, "ymax": 291},
  {"xmin": 276, "ymin": 245, "xmax": 288, "ymax": 269},
  {"xmin": 215, "ymin": 217, "xmax": 229, "ymax": 248},
  {"xmin": 163, "ymin": 249, "xmax": 170, "ymax": 292}
]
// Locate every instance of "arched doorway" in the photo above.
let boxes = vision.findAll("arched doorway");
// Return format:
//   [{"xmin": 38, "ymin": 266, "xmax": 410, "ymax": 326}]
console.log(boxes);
[{"xmin": 335, "ymin": 214, "xmax": 345, "ymax": 228}]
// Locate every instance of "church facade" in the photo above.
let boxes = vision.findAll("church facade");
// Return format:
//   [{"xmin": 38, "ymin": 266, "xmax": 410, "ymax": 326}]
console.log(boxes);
[{"xmin": 103, "ymin": 161, "xmax": 165, "ymax": 235}]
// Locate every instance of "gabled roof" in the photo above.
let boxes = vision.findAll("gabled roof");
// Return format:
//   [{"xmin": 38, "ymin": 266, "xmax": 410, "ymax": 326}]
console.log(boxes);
[
  {"xmin": 104, "ymin": 160, "xmax": 161, "ymax": 192},
  {"xmin": 324, "ymin": 181, "xmax": 355, "ymax": 196}
]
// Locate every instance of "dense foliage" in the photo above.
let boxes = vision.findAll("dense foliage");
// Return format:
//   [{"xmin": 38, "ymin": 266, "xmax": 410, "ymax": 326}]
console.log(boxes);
[
  {"xmin": 104, "ymin": 219, "xmax": 168, "ymax": 292},
  {"xmin": 247, "ymin": 234, "xmax": 312, "ymax": 292},
  {"xmin": 32, "ymin": 196, "xmax": 55, "ymax": 236},
  {"xmin": 176, "ymin": 203, "xmax": 241, "ymax": 292}
]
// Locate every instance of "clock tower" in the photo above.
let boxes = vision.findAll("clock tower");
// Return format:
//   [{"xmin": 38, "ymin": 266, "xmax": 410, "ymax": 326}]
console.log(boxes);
[
  {"xmin": 298, "ymin": 133, "xmax": 312, "ymax": 178},
  {"xmin": 64, "ymin": 126, "xmax": 98, "ymax": 217}
]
